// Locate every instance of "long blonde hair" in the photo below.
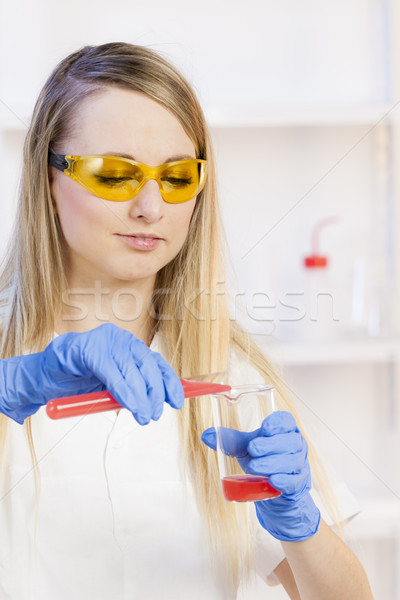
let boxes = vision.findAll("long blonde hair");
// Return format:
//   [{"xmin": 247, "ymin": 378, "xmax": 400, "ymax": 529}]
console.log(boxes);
[{"xmin": 0, "ymin": 42, "xmax": 341, "ymax": 588}]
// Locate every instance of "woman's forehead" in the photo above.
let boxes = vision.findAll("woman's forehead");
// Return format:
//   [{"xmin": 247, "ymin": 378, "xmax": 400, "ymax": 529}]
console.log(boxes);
[{"xmin": 67, "ymin": 87, "xmax": 196, "ymax": 160}]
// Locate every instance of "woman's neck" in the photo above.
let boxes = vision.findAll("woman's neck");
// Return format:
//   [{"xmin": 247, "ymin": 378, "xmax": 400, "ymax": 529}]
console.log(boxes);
[
  {"xmin": 55, "ymin": 276, "xmax": 157, "ymax": 346},
  {"xmin": 54, "ymin": 314, "xmax": 157, "ymax": 346}
]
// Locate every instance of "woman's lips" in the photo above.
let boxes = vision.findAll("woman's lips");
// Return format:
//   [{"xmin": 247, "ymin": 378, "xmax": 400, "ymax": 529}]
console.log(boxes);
[{"xmin": 115, "ymin": 233, "xmax": 163, "ymax": 251}]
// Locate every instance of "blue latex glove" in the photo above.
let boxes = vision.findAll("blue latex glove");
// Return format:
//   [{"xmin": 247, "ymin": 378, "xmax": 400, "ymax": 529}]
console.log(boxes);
[
  {"xmin": 201, "ymin": 411, "xmax": 321, "ymax": 542},
  {"xmin": 0, "ymin": 323, "xmax": 184, "ymax": 425}
]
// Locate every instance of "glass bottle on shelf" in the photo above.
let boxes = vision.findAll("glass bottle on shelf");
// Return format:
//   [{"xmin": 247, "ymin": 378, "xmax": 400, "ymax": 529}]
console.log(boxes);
[{"xmin": 278, "ymin": 217, "xmax": 340, "ymax": 343}]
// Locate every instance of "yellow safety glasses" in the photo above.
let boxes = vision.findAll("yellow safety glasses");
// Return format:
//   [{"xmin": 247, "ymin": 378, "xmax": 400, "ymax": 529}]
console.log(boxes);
[{"xmin": 48, "ymin": 153, "xmax": 208, "ymax": 204}]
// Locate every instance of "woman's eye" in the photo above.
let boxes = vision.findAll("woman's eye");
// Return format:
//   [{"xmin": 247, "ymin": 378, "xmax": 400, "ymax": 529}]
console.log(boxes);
[
  {"xmin": 163, "ymin": 176, "xmax": 192, "ymax": 187},
  {"xmin": 95, "ymin": 174, "xmax": 132, "ymax": 186}
]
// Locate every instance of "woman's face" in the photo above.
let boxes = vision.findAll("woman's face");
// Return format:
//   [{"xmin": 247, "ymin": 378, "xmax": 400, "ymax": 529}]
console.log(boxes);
[{"xmin": 49, "ymin": 88, "xmax": 198, "ymax": 288}]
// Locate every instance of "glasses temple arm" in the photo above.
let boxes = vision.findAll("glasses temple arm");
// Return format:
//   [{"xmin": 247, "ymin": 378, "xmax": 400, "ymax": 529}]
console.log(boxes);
[{"xmin": 48, "ymin": 153, "xmax": 69, "ymax": 171}]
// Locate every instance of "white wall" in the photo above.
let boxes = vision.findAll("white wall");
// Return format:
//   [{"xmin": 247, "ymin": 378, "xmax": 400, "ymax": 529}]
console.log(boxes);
[{"xmin": 0, "ymin": 0, "xmax": 389, "ymax": 108}]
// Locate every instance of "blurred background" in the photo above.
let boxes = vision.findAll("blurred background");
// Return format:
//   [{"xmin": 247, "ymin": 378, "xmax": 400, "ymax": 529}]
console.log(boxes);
[{"xmin": 0, "ymin": 1, "xmax": 399, "ymax": 597}]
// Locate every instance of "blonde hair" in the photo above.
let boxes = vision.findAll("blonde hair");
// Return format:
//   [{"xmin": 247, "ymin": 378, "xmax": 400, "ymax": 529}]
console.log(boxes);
[{"xmin": 0, "ymin": 42, "xmax": 341, "ymax": 588}]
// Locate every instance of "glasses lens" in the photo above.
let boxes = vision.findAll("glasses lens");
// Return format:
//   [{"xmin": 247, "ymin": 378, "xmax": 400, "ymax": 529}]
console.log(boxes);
[
  {"xmin": 74, "ymin": 157, "xmax": 143, "ymax": 201},
  {"xmin": 159, "ymin": 160, "xmax": 205, "ymax": 203}
]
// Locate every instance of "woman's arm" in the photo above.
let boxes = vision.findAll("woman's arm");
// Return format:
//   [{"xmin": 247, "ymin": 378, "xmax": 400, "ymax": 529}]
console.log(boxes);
[
  {"xmin": 273, "ymin": 559, "xmax": 301, "ymax": 599},
  {"xmin": 274, "ymin": 519, "xmax": 373, "ymax": 600}
]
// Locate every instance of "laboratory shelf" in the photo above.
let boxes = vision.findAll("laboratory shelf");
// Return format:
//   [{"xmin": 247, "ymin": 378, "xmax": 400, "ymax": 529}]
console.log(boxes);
[
  {"xmin": 254, "ymin": 337, "xmax": 400, "ymax": 366},
  {"xmin": 205, "ymin": 104, "xmax": 394, "ymax": 128}
]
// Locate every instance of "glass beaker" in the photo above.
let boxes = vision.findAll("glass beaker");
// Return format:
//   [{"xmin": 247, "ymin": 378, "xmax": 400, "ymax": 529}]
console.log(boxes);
[{"xmin": 211, "ymin": 384, "xmax": 282, "ymax": 502}]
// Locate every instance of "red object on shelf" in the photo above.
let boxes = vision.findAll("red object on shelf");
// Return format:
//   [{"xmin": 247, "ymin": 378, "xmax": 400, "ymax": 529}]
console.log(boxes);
[
  {"xmin": 304, "ymin": 255, "xmax": 328, "ymax": 268},
  {"xmin": 304, "ymin": 216, "xmax": 339, "ymax": 269},
  {"xmin": 221, "ymin": 475, "xmax": 282, "ymax": 502},
  {"xmin": 46, "ymin": 379, "xmax": 232, "ymax": 420}
]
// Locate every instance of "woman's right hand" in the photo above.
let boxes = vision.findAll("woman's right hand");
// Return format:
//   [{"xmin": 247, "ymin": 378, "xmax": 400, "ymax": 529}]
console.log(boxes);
[{"xmin": 0, "ymin": 323, "xmax": 184, "ymax": 425}]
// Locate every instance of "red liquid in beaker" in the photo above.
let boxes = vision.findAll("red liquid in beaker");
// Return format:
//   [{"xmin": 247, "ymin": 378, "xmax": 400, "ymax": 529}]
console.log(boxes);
[{"xmin": 222, "ymin": 475, "xmax": 281, "ymax": 502}]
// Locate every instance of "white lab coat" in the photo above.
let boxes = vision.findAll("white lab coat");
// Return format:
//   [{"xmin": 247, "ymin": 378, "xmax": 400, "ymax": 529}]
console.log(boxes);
[{"xmin": 0, "ymin": 331, "xmax": 360, "ymax": 599}]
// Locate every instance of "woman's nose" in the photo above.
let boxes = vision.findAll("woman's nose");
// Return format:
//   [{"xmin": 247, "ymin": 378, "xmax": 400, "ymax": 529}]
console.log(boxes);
[{"xmin": 129, "ymin": 179, "xmax": 164, "ymax": 222}]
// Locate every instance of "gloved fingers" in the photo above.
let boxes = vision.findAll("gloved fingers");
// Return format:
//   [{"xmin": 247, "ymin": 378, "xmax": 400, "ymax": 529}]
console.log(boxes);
[
  {"xmin": 201, "ymin": 426, "xmax": 260, "ymax": 457},
  {"xmin": 126, "ymin": 334, "xmax": 180, "ymax": 411},
  {"xmin": 247, "ymin": 438, "xmax": 307, "ymax": 476},
  {"xmin": 105, "ymin": 358, "xmax": 150, "ymax": 425},
  {"xmin": 65, "ymin": 377, "xmax": 106, "ymax": 396},
  {"xmin": 134, "ymin": 354, "xmax": 166, "ymax": 421},
  {"xmin": 260, "ymin": 411, "xmax": 298, "ymax": 436},
  {"xmin": 107, "ymin": 332, "xmax": 180, "ymax": 423},
  {"xmin": 124, "ymin": 336, "xmax": 183, "ymax": 417},
  {"xmin": 268, "ymin": 463, "xmax": 311, "ymax": 496},
  {"xmin": 151, "ymin": 352, "xmax": 184, "ymax": 410},
  {"xmin": 126, "ymin": 348, "xmax": 165, "ymax": 421},
  {"xmin": 88, "ymin": 324, "xmax": 182, "ymax": 422},
  {"xmin": 201, "ymin": 427, "xmax": 217, "ymax": 450},
  {"xmin": 247, "ymin": 451, "xmax": 306, "ymax": 478},
  {"xmin": 248, "ymin": 430, "xmax": 305, "ymax": 457},
  {"xmin": 201, "ymin": 427, "xmax": 252, "ymax": 472}
]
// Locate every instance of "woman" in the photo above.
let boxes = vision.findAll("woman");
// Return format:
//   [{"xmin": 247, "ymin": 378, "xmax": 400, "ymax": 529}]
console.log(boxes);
[{"xmin": 0, "ymin": 42, "xmax": 372, "ymax": 598}]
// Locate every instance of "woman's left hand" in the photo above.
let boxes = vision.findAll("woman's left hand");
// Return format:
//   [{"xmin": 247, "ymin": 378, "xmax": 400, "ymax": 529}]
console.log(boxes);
[{"xmin": 201, "ymin": 410, "xmax": 321, "ymax": 542}]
